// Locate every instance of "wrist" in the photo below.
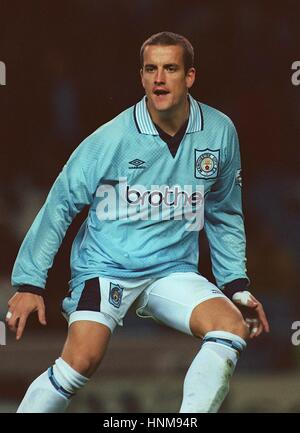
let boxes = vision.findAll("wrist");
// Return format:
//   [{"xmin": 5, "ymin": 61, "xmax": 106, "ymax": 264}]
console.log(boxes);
[
  {"xmin": 223, "ymin": 278, "xmax": 249, "ymax": 299},
  {"xmin": 17, "ymin": 285, "xmax": 45, "ymax": 298}
]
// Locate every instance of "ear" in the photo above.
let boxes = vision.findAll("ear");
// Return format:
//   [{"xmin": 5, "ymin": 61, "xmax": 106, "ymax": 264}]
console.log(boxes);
[
  {"xmin": 140, "ymin": 68, "xmax": 145, "ymax": 89},
  {"xmin": 185, "ymin": 67, "xmax": 196, "ymax": 89}
]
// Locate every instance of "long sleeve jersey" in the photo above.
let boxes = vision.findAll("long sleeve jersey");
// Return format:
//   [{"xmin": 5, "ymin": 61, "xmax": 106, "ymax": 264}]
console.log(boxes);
[{"xmin": 12, "ymin": 95, "xmax": 248, "ymax": 292}]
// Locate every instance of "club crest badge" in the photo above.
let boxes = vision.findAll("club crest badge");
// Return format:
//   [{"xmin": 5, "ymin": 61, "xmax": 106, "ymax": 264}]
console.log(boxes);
[
  {"xmin": 195, "ymin": 149, "xmax": 220, "ymax": 179},
  {"xmin": 109, "ymin": 283, "xmax": 123, "ymax": 308}
]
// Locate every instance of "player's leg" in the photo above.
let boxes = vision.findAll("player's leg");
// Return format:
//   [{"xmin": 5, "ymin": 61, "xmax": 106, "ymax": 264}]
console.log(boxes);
[
  {"xmin": 181, "ymin": 296, "xmax": 248, "ymax": 412},
  {"xmin": 61, "ymin": 321, "xmax": 110, "ymax": 377},
  {"xmin": 189, "ymin": 296, "xmax": 248, "ymax": 339},
  {"xmin": 17, "ymin": 277, "xmax": 116, "ymax": 413},
  {"xmin": 17, "ymin": 276, "xmax": 149, "ymax": 413},
  {"xmin": 17, "ymin": 320, "xmax": 112, "ymax": 413},
  {"xmin": 136, "ymin": 272, "xmax": 248, "ymax": 413}
]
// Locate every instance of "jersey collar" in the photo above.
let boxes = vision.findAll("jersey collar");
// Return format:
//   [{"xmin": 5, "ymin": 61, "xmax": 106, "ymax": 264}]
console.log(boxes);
[{"xmin": 134, "ymin": 94, "xmax": 203, "ymax": 135}]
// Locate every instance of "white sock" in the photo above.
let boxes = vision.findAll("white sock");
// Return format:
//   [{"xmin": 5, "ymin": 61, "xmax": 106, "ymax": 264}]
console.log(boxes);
[
  {"xmin": 180, "ymin": 331, "xmax": 246, "ymax": 413},
  {"xmin": 17, "ymin": 357, "xmax": 89, "ymax": 413}
]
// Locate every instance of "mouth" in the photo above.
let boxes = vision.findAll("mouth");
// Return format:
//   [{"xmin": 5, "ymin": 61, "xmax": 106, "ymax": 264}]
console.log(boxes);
[{"xmin": 153, "ymin": 89, "xmax": 170, "ymax": 96}]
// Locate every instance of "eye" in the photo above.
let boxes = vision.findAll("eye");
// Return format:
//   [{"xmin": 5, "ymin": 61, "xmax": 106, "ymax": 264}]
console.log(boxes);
[
  {"xmin": 145, "ymin": 66, "xmax": 155, "ymax": 73},
  {"xmin": 166, "ymin": 65, "xmax": 177, "ymax": 72}
]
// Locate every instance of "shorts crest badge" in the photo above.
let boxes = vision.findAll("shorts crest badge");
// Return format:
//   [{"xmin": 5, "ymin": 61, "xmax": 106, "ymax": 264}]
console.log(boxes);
[
  {"xmin": 109, "ymin": 283, "xmax": 123, "ymax": 308},
  {"xmin": 195, "ymin": 149, "xmax": 220, "ymax": 179}
]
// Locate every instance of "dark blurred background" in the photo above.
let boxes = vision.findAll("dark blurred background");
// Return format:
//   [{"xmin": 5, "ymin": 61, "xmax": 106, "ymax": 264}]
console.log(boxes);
[{"xmin": 0, "ymin": 0, "xmax": 299, "ymax": 412}]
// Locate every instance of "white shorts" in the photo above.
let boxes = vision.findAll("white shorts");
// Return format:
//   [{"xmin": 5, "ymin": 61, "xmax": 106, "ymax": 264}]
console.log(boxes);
[{"xmin": 62, "ymin": 272, "xmax": 226, "ymax": 335}]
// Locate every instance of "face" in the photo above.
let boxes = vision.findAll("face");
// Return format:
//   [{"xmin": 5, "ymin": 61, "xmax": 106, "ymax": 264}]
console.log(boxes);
[{"xmin": 140, "ymin": 44, "xmax": 195, "ymax": 116}]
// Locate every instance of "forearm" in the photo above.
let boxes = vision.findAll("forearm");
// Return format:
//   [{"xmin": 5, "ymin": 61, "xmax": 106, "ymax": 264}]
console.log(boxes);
[
  {"xmin": 12, "ymin": 162, "xmax": 92, "ymax": 290},
  {"xmin": 12, "ymin": 196, "xmax": 76, "ymax": 289},
  {"xmin": 204, "ymin": 214, "xmax": 248, "ymax": 288}
]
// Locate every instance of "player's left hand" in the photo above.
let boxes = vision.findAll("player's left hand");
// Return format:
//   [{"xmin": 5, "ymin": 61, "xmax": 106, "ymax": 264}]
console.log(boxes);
[{"xmin": 232, "ymin": 291, "xmax": 270, "ymax": 339}]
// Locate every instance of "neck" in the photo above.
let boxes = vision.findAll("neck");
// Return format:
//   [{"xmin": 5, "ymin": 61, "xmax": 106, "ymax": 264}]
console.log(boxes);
[{"xmin": 147, "ymin": 97, "xmax": 189, "ymax": 136}]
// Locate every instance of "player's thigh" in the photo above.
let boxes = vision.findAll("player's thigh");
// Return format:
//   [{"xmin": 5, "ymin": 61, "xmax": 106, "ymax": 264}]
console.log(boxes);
[
  {"xmin": 61, "ymin": 276, "xmax": 151, "ymax": 375},
  {"xmin": 61, "ymin": 321, "xmax": 111, "ymax": 377},
  {"xmin": 189, "ymin": 297, "xmax": 249, "ymax": 339},
  {"xmin": 137, "ymin": 272, "xmax": 227, "ymax": 336}
]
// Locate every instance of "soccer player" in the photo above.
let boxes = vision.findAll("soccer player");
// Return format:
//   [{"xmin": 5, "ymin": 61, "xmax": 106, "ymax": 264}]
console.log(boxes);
[{"xmin": 6, "ymin": 31, "xmax": 269, "ymax": 413}]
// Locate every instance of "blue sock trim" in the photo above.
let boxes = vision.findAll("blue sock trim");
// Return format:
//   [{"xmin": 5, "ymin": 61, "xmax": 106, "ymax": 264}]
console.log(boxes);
[
  {"xmin": 203, "ymin": 337, "xmax": 244, "ymax": 354},
  {"xmin": 48, "ymin": 367, "xmax": 74, "ymax": 399}
]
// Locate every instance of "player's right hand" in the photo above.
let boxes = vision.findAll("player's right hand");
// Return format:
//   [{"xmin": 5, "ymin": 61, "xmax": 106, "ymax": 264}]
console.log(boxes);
[
  {"xmin": 232, "ymin": 291, "xmax": 270, "ymax": 339},
  {"xmin": 6, "ymin": 292, "xmax": 47, "ymax": 340}
]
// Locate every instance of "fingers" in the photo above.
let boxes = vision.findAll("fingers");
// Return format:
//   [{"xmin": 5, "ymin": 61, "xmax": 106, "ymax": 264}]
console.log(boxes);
[
  {"xmin": 7, "ymin": 293, "xmax": 19, "ymax": 308},
  {"xmin": 232, "ymin": 291, "xmax": 258, "ymax": 308},
  {"xmin": 38, "ymin": 305, "xmax": 47, "ymax": 326},
  {"xmin": 6, "ymin": 293, "xmax": 47, "ymax": 340},
  {"xmin": 6, "ymin": 295, "xmax": 22, "ymax": 337},
  {"xmin": 233, "ymin": 291, "xmax": 270, "ymax": 338},
  {"xmin": 5, "ymin": 310, "xmax": 14, "ymax": 327},
  {"xmin": 255, "ymin": 303, "xmax": 270, "ymax": 333},
  {"xmin": 6, "ymin": 310, "xmax": 29, "ymax": 340},
  {"xmin": 249, "ymin": 295, "xmax": 270, "ymax": 333},
  {"xmin": 5, "ymin": 305, "xmax": 16, "ymax": 329},
  {"xmin": 245, "ymin": 302, "xmax": 270, "ymax": 338},
  {"xmin": 16, "ymin": 315, "xmax": 28, "ymax": 340},
  {"xmin": 5, "ymin": 310, "xmax": 13, "ymax": 321},
  {"xmin": 246, "ymin": 318, "xmax": 263, "ymax": 339},
  {"xmin": 247, "ymin": 293, "xmax": 258, "ymax": 308},
  {"xmin": 252, "ymin": 322, "xmax": 263, "ymax": 339}
]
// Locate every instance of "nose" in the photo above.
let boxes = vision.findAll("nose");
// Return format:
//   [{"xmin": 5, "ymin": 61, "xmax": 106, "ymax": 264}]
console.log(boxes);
[{"xmin": 154, "ymin": 68, "xmax": 166, "ymax": 84}]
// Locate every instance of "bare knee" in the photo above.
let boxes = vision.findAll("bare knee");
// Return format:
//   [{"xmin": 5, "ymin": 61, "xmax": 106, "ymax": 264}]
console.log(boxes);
[
  {"xmin": 61, "ymin": 321, "xmax": 111, "ymax": 377},
  {"xmin": 221, "ymin": 316, "xmax": 249, "ymax": 340},
  {"xmin": 190, "ymin": 298, "xmax": 250, "ymax": 340},
  {"xmin": 193, "ymin": 315, "xmax": 249, "ymax": 340},
  {"xmin": 63, "ymin": 352, "xmax": 102, "ymax": 377}
]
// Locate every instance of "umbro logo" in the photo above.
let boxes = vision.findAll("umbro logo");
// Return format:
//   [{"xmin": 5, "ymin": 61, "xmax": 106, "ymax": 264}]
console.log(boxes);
[{"xmin": 128, "ymin": 159, "xmax": 146, "ymax": 169}]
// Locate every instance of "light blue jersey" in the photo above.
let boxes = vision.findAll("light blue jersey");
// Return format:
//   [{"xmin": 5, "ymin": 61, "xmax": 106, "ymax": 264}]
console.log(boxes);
[{"xmin": 12, "ymin": 95, "xmax": 248, "ymax": 291}]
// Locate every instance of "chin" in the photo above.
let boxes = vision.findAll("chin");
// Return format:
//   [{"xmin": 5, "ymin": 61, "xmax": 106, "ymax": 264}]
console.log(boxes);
[
  {"xmin": 154, "ymin": 104, "xmax": 171, "ymax": 112},
  {"xmin": 152, "ymin": 100, "xmax": 173, "ymax": 112},
  {"xmin": 147, "ymin": 95, "xmax": 175, "ymax": 114}
]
